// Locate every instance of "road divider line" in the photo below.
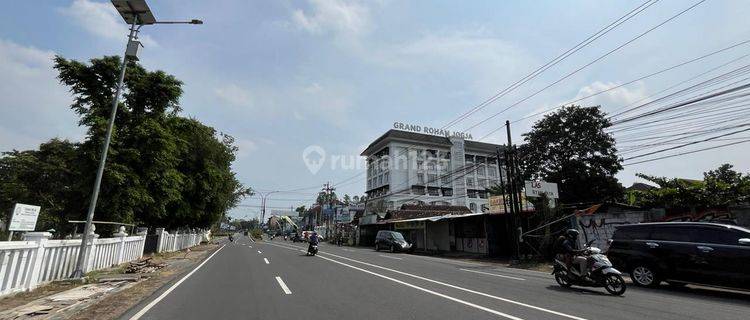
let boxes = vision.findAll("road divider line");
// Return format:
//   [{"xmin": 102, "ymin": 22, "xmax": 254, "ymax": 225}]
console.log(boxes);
[
  {"xmin": 128, "ymin": 245, "xmax": 225, "ymax": 320},
  {"xmin": 264, "ymin": 258, "xmax": 270, "ymax": 264},
  {"xmin": 379, "ymin": 254, "xmax": 403, "ymax": 260},
  {"xmin": 263, "ymin": 242, "xmax": 586, "ymax": 320},
  {"xmin": 258, "ymin": 250, "xmax": 262, "ymax": 254},
  {"xmin": 275, "ymin": 276, "xmax": 292, "ymax": 294},
  {"xmin": 460, "ymin": 269, "xmax": 526, "ymax": 281},
  {"xmin": 314, "ymin": 254, "xmax": 523, "ymax": 320}
]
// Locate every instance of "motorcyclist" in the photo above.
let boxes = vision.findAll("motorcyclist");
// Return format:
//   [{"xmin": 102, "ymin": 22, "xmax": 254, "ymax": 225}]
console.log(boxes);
[
  {"xmin": 308, "ymin": 232, "xmax": 320, "ymax": 253},
  {"xmin": 556, "ymin": 229, "xmax": 588, "ymax": 277}
]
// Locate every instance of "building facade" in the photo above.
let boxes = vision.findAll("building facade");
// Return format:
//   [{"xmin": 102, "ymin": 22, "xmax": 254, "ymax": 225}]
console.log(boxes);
[{"xmin": 361, "ymin": 129, "xmax": 506, "ymax": 213}]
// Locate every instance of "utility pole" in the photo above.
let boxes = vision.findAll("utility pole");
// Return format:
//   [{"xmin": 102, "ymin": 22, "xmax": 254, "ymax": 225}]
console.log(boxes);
[
  {"xmin": 322, "ymin": 182, "xmax": 335, "ymax": 239},
  {"xmin": 505, "ymin": 120, "xmax": 521, "ymax": 260}
]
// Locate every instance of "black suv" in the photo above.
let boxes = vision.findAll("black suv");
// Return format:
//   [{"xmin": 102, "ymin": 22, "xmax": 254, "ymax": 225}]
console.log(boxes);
[
  {"xmin": 607, "ymin": 222, "xmax": 750, "ymax": 289},
  {"xmin": 374, "ymin": 230, "xmax": 412, "ymax": 252}
]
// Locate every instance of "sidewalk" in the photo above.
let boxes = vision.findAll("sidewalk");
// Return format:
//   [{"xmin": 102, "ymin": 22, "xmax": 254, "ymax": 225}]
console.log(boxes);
[{"xmin": 0, "ymin": 242, "xmax": 222, "ymax": 320}]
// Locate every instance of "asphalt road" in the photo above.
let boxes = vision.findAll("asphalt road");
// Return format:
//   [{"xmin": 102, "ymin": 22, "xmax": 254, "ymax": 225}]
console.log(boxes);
[{"xmin": 122, "ymin": 236, "xmax": 750, "ymax": 320}]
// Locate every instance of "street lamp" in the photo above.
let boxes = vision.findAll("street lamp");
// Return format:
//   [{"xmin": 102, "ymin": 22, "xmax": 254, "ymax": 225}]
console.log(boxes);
[
  {"xmin": 257, "ymin": 191, "xmax": 281, "ymax": 225},
  {"xmin": 71, "ymin": 0, "xmax": 202, "ymax": 279}
]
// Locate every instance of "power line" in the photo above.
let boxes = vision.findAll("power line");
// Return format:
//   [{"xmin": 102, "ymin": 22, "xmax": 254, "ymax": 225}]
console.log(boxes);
[
  {"xmin": 464, "ymin": 0, "xmax": 706, "ymax": 133},
  {"xmin": 441, "ymin": 0, "xmax": 659, "ymax": 129},
  {"xmin": 511, "ymin": 42, "xmax": 750, "ymax": 124},
  {"xmin": 623, "ymin": 139, "xmax": 750, "ymax": 166}
]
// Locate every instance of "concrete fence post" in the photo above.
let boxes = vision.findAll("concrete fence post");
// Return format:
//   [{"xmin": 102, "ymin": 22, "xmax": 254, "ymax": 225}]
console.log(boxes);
[
  {"xmin": 137, "ymin": 229, "xmax": 147, "ymax": 258},
  {"xmin": 83, "ymin": 225, "xmax": 100, "ymax": 273},
  {"xmin": 173, "ymin": 232, "xmax": 179, "ymax": 251},
  {"xmin": 114, "ymin": 226, "xmax": 128, "ymax": 265},
  {"xmin": 22, "ymin": 232, "xmax": 52, "ymax": 290},
  {"xmin": 155, "ymin": 228, "xmax": 165, "ymax": 253}
]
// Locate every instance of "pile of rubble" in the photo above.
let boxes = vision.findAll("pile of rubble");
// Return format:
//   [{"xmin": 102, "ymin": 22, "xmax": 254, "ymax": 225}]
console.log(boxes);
[{"xmin": 124, "ymin": 257, "xmax": 167, "ymax": 274}]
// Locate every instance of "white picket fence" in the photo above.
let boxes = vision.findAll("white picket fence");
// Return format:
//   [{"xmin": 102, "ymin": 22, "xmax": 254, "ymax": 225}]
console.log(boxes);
[{"xmin": 155, "ymin": 229, "xmax": 204, "ymax": 253}]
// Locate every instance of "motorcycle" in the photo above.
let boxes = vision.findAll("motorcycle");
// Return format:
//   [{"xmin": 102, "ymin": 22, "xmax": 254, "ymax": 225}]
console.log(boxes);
[
  {"xmin": 552, "ymin": 241, "xmax": 627, "ymax": 296},
  {"xmin": 307, "ymin": 244, "xmax": 319, "ymax": 256},
  {"xmin": 229, "ymin": 235, "xmax": 234, "ymax": 242}
]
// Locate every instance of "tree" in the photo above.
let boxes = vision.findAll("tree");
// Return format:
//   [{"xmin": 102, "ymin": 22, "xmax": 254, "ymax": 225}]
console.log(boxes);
[
  {"xmin": 0, "ymin": 55, "xmax": 251, "ymax": 234},
  {"xmin": 629, "ymin": 164, "xmax": 750, "ymax": 209},
  {"xmin": 518, "ymin": 105, "xmax": 623, "ymax": 204},
  {"xmin": 343, "ymin": 194, "xmax": 351, "ymax": 205},
  {"xmin": 295, "ymin": 205, "xmax": 306, "ymax": 215}
]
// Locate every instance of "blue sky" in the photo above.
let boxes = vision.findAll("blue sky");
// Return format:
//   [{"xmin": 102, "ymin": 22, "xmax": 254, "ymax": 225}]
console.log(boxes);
[{"xmin": 2, "ymin": 0, "xmax": 749, "ymax": 220}]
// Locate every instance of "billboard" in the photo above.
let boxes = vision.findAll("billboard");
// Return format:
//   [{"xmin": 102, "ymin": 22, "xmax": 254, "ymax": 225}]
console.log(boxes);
[{"xmin": 9, "ymin": 203, "xmax": 41, "ymax": 231}]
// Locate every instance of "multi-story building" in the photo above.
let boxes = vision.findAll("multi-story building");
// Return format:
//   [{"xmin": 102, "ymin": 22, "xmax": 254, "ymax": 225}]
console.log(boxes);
[{"xmin": 361, "ymin": 129, "xmax": 506, "ymax": 213}]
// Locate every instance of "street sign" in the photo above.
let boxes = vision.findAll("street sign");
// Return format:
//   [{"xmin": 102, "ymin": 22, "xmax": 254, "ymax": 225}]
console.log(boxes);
[
  {"xmin": 488, "ymin": 195, "xmax": 507, "ymax": 214},
  {"xmin": 9, "ymin": 203, "xmax": 41, "ymax": 231},
  {"xmin": 524, "ymin": 181, "xmax": 559, "ymax": 199}
]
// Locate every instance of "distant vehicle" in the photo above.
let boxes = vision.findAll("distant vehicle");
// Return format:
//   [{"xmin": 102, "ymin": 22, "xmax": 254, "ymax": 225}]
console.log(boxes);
[
  {"xmin": 553, "ymin": 240, "xmax": 626, "ymax": 295},
  {"xmin": 607, "ymin": 222, "xmax": 750, "ymax": 290},
  {"xmin": 291, "ymin": 233, "xmax": 303, "ymax": 243},
  {"xmin": 374, "ymin": 230, "xmax": 412, "ymax": 252}
]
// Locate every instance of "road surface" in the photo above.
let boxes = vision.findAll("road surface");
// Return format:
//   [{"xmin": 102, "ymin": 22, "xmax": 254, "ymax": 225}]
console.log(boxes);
[{"xmin": 122, "ymin": 236, "xmax": 750, "ymax": 320}]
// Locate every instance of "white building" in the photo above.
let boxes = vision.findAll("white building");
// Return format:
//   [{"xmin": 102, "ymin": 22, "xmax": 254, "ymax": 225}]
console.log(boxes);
[{"xmin": 362, "ymin": 129, "xmax": 506, "ymax": 213}]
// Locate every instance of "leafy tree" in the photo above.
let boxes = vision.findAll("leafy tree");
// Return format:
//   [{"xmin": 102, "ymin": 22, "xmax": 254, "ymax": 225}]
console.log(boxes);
[
  {"xmin": 630, "ymin": 164, "xmax": 750, "ymax": 209},
  {"xmin": 343, "ymin": 194, "xmax": 351, "ymax": 205},
  {"xmin": 295, "ymin": 205, "xmax": 306, "ymax": 215},
  {"xmin": 518, "ymin": 105, "xmax": 623, "ymax": 203},
  {"xmin": 0, "ymin": 56, "xmax": 251, "ymax": 234}
]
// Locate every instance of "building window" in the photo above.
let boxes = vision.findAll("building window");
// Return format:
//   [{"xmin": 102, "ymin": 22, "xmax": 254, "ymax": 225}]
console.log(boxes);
[
  {"xmin": 441, "ymin": 173, "xmax": 451, "ymax": 185},
  {"xmin": 417, "ymin": 160, "xmax": 424, "ymax": 171},
  {"xmin": 481, "ymin": 204, "xmax": 489, "ymax": 212},
  {"xmin": 477, "ymin": 165, "xmax": 486, "ymax": 176},
  {"xmin": 417, "ymin": 173, "xmax": 424, "ymax": 184},
  {"xmin": 412, "ymin": 186, "xmax": 426, "ymax": 195},
  {"xmin": 428, "ymin": 187, "xmax": 440, "ymax": 196},
  {"xmin": 478, "ymin": 178, "xmax": 487, "ymax": 188},
  {"xmin": 466, "ymin": 178, "xmax": 474, "ymax": 187},
  {"xmin": 378, "ymin": 175, "xmax": 383, "ymax": 185},
  {"xmin": 443, "ymin": 188, "xmax": 453, "ymax": 197},
  {"xmin": 468, "ymin": 190, "xmax": 477, "ymax": 198},
  {"xmin": 469, "ymin": 203, "xmax": 477, "ymax": 212},
  {"xmin": 427, "ymin": 173, "xmax": 437, "ymax": 184},
  {"xmin": 384, "ymin": 172, "xmax": 389, "ymax": 183},
  {"xmin": 488, "ymin": 167, "xmax": 497, "ymax": 177}
]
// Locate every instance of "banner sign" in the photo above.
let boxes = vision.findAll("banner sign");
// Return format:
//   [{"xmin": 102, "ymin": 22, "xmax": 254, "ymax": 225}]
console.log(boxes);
[
  {"xmin": 524, "ymin": 181, "xmax": 559, "ymax": 199},
  {"xmin": 9, "ymin": 203, "xmax": 41, "ymax": 231}
]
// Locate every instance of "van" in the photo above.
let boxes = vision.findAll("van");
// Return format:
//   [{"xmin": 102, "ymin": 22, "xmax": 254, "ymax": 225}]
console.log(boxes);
[
  {"xmin": 374, "ymin": 230, "xmax": 412, "ymax": 252},
  {"xmin": 607, "ymin": 222, "xmax": 750, "ymax": 289}
]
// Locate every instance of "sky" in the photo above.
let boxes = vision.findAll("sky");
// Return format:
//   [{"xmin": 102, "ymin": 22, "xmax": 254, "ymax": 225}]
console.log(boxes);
[{"xmin": 2, "ymin": 0, "xmax": 750, "ymax": 220}]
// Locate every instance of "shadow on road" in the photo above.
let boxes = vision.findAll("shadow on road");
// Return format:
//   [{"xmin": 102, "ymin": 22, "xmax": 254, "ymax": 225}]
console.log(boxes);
[
  {"xmin": 628, "ymin": 283, "xmax": 750, "ymax": 305},
  {"xmin": 545, "ymin": 285, "xmax": 624, "ymax": 297}
]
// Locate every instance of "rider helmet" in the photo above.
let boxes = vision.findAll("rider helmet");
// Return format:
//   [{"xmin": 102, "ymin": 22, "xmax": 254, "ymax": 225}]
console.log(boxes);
[{"xmin": 565, "ymin": 229, "xmax": 579, "ymax": 240}]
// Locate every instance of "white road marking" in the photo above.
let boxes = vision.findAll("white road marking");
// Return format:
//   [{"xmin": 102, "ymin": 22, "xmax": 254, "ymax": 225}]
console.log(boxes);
[
  {"xmin": 460, "ymin": 268, "xmax": 526, "ymax": 281},
  {"xmin": 258, "ymin": 250, "xmax": 262, "ymax": 254},
  {"xmin": 275, "ymin": 276, "xmax": 292, "ymax": 294},
  {"xmin": 264, "ymin": 258, "xmax": 270, "ymax": 264},
  {"xmin": 342, "ymin": 248, "xmax": 354, "ymax": 252},
  {"xmin": 262, "ymin": 242, "xmax": 586, "ymax": 320},
  {"xmin": 128, "ymin": 245, "xmax": 225, "ymax": 320},
  {"xmin": 379, "ymin": 254, "xmax": 403, "ymax": 260},
  {"xmin": 314, "ymin": 253, "xmax": 523, "ymax": 320}
]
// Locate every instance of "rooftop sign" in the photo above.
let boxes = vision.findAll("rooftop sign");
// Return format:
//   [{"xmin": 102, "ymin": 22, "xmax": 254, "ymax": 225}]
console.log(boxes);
[{"xmin": 394, "ymin": 122, "xmax": 473, "ymax": 140}]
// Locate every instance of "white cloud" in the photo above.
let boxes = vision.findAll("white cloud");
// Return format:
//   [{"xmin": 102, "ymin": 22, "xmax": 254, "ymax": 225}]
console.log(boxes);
[
  {"xmin": 215, "ymin": 84, "xmax": 254, "ymax": 108},
  {"xmin": 291, "ymin": 0, "xmax": 372, "ymax": 37},
  {"xmin": 573, "ymin": 81, "xmax": 649, "ymax": 112},
  {"xmin": 0, "ymin": 38, "xmax": 82, "ymax": 151},
  {"xmin": 234, "ymin": 139, "xmax": 258, "ymax": 159},
  {"xmin": 213, "ymin": 82, "xmax": 353, "ymax": 127},
  {"xmin": 60, "ymin": 0, "xmax": 157, "ymax": 47}
]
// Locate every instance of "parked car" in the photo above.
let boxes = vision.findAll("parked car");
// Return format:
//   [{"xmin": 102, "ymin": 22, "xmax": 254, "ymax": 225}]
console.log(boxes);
[
  {"xmin": 607, "ymin": 222, "xmax": 750, "ymax": 290},
  {"xmin": 374, "ymin": 230, "xmax": 412, "ymax": 252}
]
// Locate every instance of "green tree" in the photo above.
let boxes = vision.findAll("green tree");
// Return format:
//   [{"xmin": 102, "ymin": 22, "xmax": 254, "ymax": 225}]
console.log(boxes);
[
  {"xmin": 343, "ymin": 194, "xmax": 351, "ymax": 205},
  {"xmin": 0, "ymin": 56, "xmax": 251, "ymax": 234},
  {"xmin": 295, "ymin": 205, "xmax": 306, "ymax": 215},
  {"xmin": 518, "ymin": 105, "xmax": 623, "ymax": 204}
]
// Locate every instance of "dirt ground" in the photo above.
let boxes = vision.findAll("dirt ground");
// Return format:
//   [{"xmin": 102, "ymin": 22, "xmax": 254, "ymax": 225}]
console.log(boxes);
[
  {"xmin": 69, "ymin": 244, "xmax": 218, "ymax": 320},
  {"xmin": 0, "ymin": 243, "xmax": 220, "ymax": 320}
]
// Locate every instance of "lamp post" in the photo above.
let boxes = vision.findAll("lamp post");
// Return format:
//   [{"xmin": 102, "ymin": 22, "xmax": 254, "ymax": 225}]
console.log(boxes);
[
  {"xmin": 258, "ymin": 191, "xmax": 281, "ymax": 225},
  {"xmin": 71, "ymin": 0, "xmax": 202, "ymax": 279}
]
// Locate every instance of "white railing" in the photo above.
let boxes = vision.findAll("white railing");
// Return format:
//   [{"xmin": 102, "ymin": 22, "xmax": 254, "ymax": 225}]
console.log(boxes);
[
  {"xmin": 0, "ymin": 230, "xmax": 146, "ymax": 297},
  {"xmin": 155, "ymin": 229, "xmax": 204, "ymax": 253}
]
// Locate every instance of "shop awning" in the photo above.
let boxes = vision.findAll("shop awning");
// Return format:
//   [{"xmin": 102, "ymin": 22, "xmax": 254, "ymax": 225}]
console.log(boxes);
[{"xmin": 393, "ymin": 212, "xmax": 487, "ymax": 223}]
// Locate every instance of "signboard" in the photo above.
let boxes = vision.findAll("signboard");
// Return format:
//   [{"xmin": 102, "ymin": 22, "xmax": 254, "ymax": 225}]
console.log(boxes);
[
  {"xmin": 9, "ymin": 203, "xmax": 41, "ymax": 231},
  {"xmin": 488, "ymin": 195, "xmax": 535, "ymax": 213},
  {"xmin": 488, "ymin": 195, "xmax": 507, "ymax": 214},
  {"xmin": 524, "ymin": 181, "xmax": 559, "ymax": 199},
  {"xmin": 393, "ymin": 122, "xmax": 474, "ymax": 140},
  {"xmin": 395, "ymin": 220, "xmax": 425, "ymax": 230}
]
